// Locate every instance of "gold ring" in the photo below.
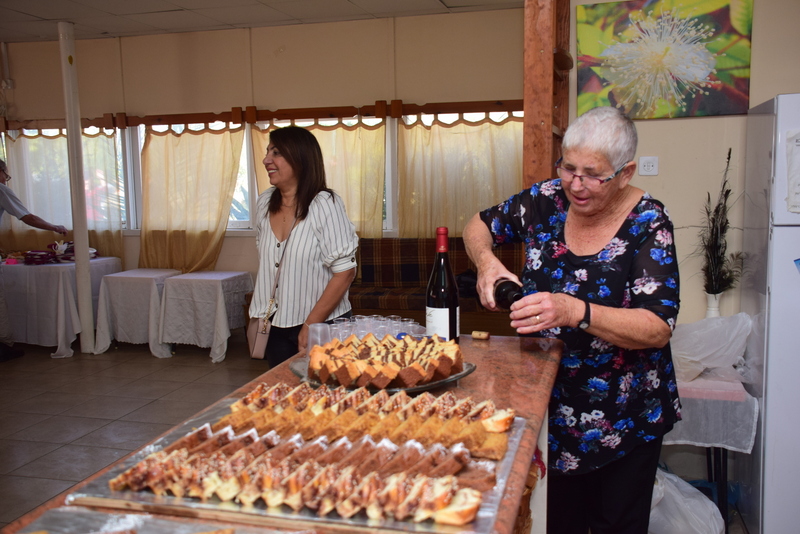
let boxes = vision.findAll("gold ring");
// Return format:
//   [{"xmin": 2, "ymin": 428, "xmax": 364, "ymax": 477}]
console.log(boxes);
[{"xmin": 535, "ymin": 315, "xmax": 541, "ymax": 323}]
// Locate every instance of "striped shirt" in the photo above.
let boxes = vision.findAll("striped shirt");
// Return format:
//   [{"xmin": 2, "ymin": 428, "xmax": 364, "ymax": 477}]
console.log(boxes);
[{"xmin": 249, "ymin": 187, "xmax": 358, "ymax": 328}]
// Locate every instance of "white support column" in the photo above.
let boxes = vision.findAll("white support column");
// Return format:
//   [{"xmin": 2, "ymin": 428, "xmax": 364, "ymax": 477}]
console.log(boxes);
[{"xmin": 58, "ymin": 22, "xmax": 94, "ymax": 353}]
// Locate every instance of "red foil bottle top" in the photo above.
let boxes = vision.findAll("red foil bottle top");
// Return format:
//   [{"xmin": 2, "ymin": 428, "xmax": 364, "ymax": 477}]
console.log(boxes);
[{"xmin": 436, "ymin": 227, "xmax": 449, "ymax": 253}]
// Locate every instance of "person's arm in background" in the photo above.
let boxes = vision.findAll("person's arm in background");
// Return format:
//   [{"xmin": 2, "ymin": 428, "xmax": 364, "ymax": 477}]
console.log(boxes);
[
  {"xmin": 0, "ymin": 174, "xmax": 68, "ymax": 235},
  {"xmin": 20, "ymin": 214, "xmax": 67, "ymax": 235}
]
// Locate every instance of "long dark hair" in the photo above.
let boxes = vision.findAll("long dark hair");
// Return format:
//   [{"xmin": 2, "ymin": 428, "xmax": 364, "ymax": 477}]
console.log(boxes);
[{"xmin": 266, "ymin": 126, "xmax": 332, "ymax": 220}]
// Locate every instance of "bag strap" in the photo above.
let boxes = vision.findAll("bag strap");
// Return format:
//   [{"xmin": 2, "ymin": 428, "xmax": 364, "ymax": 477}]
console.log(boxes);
[{"xmin": 268, "ymin": 215, "xmax": 298, "ymax": 303}]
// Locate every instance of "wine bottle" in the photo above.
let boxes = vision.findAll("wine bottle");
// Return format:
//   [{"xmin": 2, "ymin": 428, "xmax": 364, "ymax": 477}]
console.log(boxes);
[
  {"xmin": 426, "ymin": 227, "xmax": 460, "ymax": 342},
  {"xmin": 494, "ymin": 279, "xmax": 523, "ymax": 309}
]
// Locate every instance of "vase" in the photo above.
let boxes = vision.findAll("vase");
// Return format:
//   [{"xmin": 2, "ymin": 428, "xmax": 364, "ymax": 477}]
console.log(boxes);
[{"xmin": 705, "ymin": 292, "xmax": 722, "ymax": 318}]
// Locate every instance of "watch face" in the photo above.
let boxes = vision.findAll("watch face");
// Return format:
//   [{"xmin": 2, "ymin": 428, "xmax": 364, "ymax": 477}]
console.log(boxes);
[{"xmin": 579, "ymin": 300, "xmax": 591, "ymax": 330}]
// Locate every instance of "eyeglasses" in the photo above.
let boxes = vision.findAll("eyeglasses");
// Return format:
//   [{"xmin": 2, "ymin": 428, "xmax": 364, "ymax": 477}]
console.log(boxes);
[
  {"xmin": 555, "ymin": 158, "xmax": 629, "ymax": 186},
  {"xmin": 0, "ymin": 168, "xmax": 9, "ymax": 180}
]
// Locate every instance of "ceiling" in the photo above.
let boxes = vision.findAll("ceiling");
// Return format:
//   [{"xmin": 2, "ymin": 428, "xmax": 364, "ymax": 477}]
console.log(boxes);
[{"xmin": 0, "ymin": 0, "xmax": 523, "ymax": 43}]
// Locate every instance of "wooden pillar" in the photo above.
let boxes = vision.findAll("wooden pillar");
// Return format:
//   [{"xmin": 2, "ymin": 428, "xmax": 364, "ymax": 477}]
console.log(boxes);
[
  {"xmin": 552, "ymin": 0, "xmax": 571, "ymax": 163},
  {"xmin": 523, "ymin": 0, "xmax": 570, "ymax": 188},
  {"xmin": 523, "ymin": 0, "xmax": 554, "ymax": 188}
]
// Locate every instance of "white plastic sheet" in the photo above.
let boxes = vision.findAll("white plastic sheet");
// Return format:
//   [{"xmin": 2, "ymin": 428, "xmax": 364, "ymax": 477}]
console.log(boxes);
[
  {"xmin": 670, "ymin": 313, "xmax": 752, "ymax": 382},
  {"xmin": 649, "ymin": 469, "xmax": 724, "ymax": 534}
]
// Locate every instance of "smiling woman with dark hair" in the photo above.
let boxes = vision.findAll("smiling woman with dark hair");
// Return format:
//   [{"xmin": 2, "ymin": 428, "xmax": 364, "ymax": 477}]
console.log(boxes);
[
  {"xmin": 464, "ymin": 107, "xmax": 681, "ymax": 534},
  {"xmin": 248, "ymin": 127, "xmax": 358, "ymax": 367}
]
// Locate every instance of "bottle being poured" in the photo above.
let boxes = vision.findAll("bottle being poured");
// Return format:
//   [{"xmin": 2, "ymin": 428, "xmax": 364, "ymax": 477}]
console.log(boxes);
[{"xmin": 494, "ymin": 279, "xmax": 523, "ymax": 310}]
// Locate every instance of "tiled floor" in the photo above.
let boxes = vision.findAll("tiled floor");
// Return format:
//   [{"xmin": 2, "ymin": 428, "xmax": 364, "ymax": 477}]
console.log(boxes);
[{"xmin": 0, "ymin": 329, "xmax": 268, "ymax": 529}]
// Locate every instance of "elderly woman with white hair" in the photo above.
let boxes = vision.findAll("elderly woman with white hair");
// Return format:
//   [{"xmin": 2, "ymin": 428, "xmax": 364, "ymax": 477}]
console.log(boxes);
[{"xmin": 464, "ymin": 107, "xmax": 681, "ymax": 534}]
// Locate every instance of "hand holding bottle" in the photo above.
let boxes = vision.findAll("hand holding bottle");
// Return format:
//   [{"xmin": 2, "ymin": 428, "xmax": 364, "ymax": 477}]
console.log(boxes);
[
  {"xmin": 474, "ymin": 263, "xmax": 522, "ymax": 311},
  {"xmin": 494, "ymin": 279, "xmax": 524, "ymax": 310}
]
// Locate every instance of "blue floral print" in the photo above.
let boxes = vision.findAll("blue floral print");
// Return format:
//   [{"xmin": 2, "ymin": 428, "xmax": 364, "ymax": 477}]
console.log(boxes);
[
  {"xmin": 480, "ymin": 178, "xmax": 681, "ymax": 475},
  {"xmin": 583, "ymin": 377, "xmax": 610, "ymax": 402}
]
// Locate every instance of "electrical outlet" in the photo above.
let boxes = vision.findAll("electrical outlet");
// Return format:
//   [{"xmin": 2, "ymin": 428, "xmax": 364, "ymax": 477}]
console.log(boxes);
[{"xmin": 639, "ymin": 156, "xmax": 659, "ymax": 176}]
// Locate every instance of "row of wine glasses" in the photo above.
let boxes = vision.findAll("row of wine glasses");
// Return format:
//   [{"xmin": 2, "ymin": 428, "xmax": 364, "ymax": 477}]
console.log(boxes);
[{"xmin": 308, "ymin": 314, "xmax": 426, "ymax": 348}]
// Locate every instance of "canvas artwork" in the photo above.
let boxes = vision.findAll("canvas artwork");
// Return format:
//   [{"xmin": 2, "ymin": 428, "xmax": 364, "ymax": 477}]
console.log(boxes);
[{"xmin": 576, "ymin": 0, "xmax": 753, "ymax": 119}]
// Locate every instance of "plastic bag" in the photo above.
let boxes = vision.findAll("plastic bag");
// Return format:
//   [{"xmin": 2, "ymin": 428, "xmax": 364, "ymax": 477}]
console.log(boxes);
[
  {"xmin": 649, "ymin": 469, "xmax": 724, "ymax": 534},
  {"xmin": 670, "ymin": 313, "xmax": 752, "ymax": 382}
]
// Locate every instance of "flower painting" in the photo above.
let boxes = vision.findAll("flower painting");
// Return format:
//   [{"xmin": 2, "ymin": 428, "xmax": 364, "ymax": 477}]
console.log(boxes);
[{"xmin": 576, "ymin": 0, "xmax": 753, "ymax": 119}]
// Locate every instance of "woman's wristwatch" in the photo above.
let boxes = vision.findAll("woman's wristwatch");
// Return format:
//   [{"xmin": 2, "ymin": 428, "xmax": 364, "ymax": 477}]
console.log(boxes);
[{"xmin": 578, "ymin": 300, "xmax": 591, "ymax": 330}]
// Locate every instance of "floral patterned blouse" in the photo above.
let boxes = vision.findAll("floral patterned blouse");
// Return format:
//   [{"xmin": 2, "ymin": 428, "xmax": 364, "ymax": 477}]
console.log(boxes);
[{"xmin": 480, "ymin": 179, "xmax": 681, "ymax": 476}]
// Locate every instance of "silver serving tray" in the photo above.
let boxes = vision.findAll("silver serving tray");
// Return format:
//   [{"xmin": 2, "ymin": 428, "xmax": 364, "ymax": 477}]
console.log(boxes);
[
  {"xmin": 290, "ymin": 357, "xmax": 477, "ymax": 395},
  {"xmin": 17, "ymin": 506, "xmax": 284, "ymax": 534},
  {"xmin": 68, "ymin": 399, "xmax": 526, "ymax": 533}
]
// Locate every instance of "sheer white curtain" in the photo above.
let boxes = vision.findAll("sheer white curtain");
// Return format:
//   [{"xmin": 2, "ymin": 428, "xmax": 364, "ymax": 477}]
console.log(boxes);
[
  {"xmin": 138, "ymin": 125, "xmax": 244, "ymax": 272},
  {"xmin": 1, "ymin": 129, "xmax": 124, "ymax": 256},
  {"xmin": 251, "ymin": 120, "xmax": 385, "ymax": 238},
  {"xmin": 398, "ymin": 114, "xmax": 524, "ymax": 238}
]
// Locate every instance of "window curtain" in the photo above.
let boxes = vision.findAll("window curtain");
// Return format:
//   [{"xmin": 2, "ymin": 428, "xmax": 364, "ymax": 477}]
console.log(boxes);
[
  {"xmin": 139, "ymin": 125, "xmax": 244, "ymax": 272},
  {"xmin": 250, "ymin": 120, "xmax": 385, "ymax": 238},
  {"xmin": 1, "ymin": 129, "xmax": 125, "ymax": 257},
  {"xmin": 398, "ymin": 115, "xmax": 524, "ymax": 238}
]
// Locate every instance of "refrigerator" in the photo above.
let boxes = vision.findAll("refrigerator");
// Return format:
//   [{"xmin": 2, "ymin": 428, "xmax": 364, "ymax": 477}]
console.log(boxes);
[{"xmin": 737, "ymin": 93, "xmax": 800, "ymax": 534}]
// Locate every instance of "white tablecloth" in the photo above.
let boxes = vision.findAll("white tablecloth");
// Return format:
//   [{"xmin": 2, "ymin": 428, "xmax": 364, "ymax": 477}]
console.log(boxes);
[
  {"xmin": 94, "ymin": 268, "xmax": 181, "ymax": 358},
  {"xmin": 158, "ymin": 271, "xmax": 253, "ymax": 363},
  {"xmin": 664, "ymin": 377, "xmax": 759, "ymax": 454},
  {"xmin": 1, "ymin": 257, "xmax": 122, "ymax": 358}
]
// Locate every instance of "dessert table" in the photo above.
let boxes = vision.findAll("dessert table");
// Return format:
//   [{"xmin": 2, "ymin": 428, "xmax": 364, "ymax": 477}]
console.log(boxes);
[
  {"xmin": 3, "ymin": 336, "xmax": 563, "ymax": 534},
  {"xmin": 158, "ymin": 271, "xmax": 254, "ymax": 363},
  {"xmin": 94, "ymin": 268, "xmax": 182, "ymax": 358},
  {"xmin": 1, "ymin": 256, "xmax": 122, "ymax": 357}
]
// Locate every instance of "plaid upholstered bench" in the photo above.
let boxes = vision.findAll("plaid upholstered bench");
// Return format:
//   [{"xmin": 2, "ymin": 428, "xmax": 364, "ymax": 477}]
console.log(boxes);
[{"xmin": 348, "ymin": 237, "xmax": 524, "ymax": 336}]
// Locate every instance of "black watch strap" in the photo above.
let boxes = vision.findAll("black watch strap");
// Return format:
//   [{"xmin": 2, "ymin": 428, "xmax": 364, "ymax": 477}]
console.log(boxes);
[{"xmin": 579, "ymin": 300, "xmax": 591, "ymax": 330}]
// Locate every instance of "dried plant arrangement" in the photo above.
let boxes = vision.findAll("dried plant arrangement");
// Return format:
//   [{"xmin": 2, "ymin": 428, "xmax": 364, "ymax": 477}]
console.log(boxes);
[{"xmin": 699, "ymin": 148, "xmax": 743, "ymax": 295}]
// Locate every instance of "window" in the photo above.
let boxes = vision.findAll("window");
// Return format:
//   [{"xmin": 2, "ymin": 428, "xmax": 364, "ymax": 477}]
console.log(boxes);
[
  {"xmin": 132, "ymin": 122, "xmax": 251, "ymax": 230},
  {"xmin": 392, "ymin": 111, "xmax": 524, "ymax": 237},
  {"xmin": 1, "ymin": 127, "xmax": 125, "ymax": 229},
  {"xmin": 1, "ymin": 108, "xmax": 524, "ymax": 241},
  {"xmin": 250, "ymin": 117, "xmax": 386, "ymax": 238},
  {"xmin": 229, "ymin": 127, "xmax": 253, "ymax": 228}
]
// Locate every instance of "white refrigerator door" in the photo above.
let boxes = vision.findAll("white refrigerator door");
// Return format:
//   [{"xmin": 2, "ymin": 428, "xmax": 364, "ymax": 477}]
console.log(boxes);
[
  {"xmin": 761, "ymin": 225, "xmax": 800, "ymax": 533},
  {"xmin": 772, "ymin": 94, "xmax": 800, "ymax": 226}
]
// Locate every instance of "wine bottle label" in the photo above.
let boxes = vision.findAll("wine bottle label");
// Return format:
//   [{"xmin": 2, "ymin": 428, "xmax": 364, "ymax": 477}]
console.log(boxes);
[{"xmin": 425, "ymin": 306, "xmax": 460, "ymax": 341}]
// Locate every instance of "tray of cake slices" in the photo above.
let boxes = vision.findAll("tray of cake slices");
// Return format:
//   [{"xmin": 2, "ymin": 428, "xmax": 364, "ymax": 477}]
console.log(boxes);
[
  {"xmin": 292, "ymin": 333, "xmax": 477, "ymax": 394},
  {"xmin": 16, "ymin": 506, "xmax": 316, "ymax": 534},
  {"xmin": 68, "ymin": 381, "xmax": 524, "ymax": 533}
]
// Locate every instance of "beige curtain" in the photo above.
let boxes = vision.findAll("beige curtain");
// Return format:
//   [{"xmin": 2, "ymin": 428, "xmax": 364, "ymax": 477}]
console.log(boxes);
[
  {"xmin": 251, "ymin": 120, "xmax": 385, "ymax": 238},
  {"xmin": 398, "ymin": 115, "xmax": 524, "ymax": 238},
  {"xmin": 139, "ymin": 125, "xmax": 244, "ymax": 272},
  {"xmin": 1, "ymin": 129, "xmax": 124, "ymax": 257}
]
